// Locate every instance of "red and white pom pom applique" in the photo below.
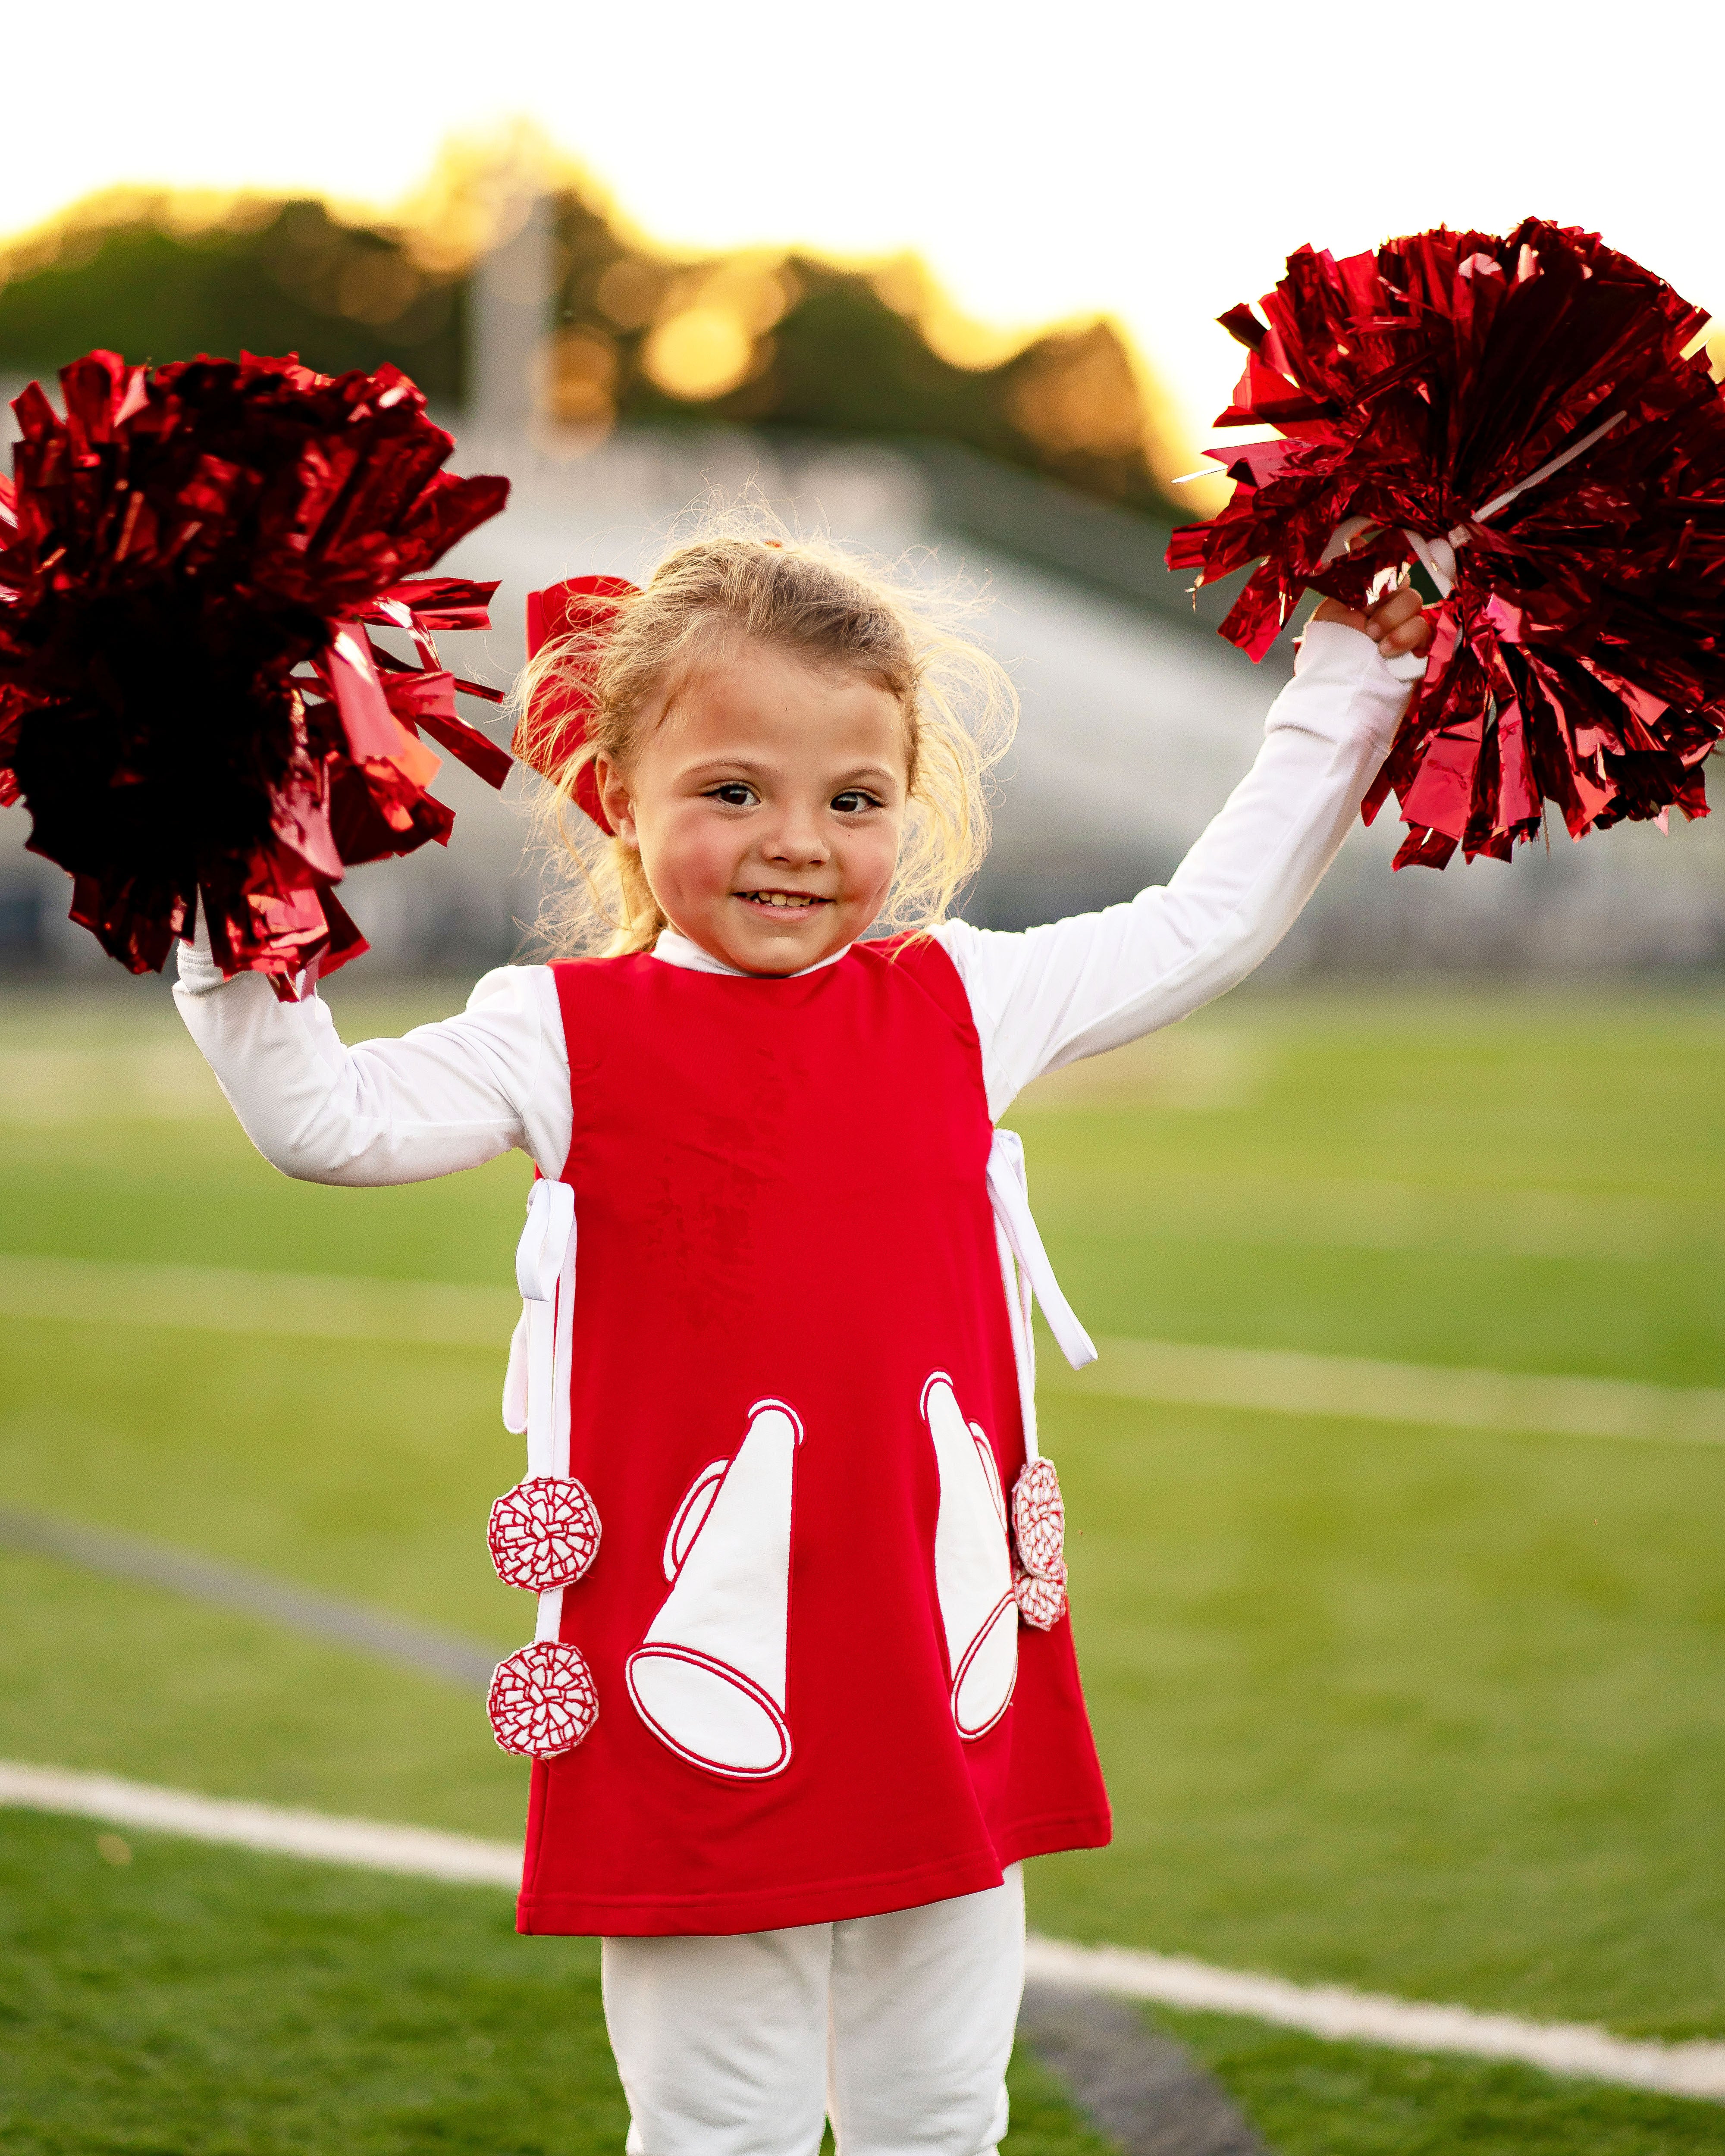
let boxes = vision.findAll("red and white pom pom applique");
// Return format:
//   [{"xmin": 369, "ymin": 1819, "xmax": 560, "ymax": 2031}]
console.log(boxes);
[
  {"xmin": 1013, "ymin": 1557, "xmax": 1068, "ymax": 1632},
  {"xmin": 487, "ymin": 1476, "xmax": 602, "ymax": 1593},
  {"xmin": 487, "ymin": 1640, "xmax": 600, "ymax": 1759},
  {"xmin": 1012, "ymin": 1456, "xmax": 1065, "ymax": 1580}
]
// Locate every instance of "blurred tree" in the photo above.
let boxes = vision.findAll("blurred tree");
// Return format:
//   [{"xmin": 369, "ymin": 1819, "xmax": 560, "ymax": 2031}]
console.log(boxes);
[
  {"xmin": 0, "ymin": 197, "xmax": 466, "ymax": 402},
  {"xmin": 0, "ymin": 182, "xmax": 1179, "ymax": 518},
  {"xmin": 552, "ymin": 194, "xmax": 1182, "ymax": 515}
]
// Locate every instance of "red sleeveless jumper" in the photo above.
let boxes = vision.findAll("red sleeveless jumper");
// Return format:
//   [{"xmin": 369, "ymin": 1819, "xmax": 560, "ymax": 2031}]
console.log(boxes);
[{"xmin": 516, "ymin": 936, "xmax": 1111, "ymax": 1937}]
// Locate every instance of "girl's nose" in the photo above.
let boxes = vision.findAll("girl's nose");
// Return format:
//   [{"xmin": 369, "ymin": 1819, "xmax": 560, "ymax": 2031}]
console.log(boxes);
[{"xmin": 761, "ymin": 808, "xmax": 830, "ymax": 865}]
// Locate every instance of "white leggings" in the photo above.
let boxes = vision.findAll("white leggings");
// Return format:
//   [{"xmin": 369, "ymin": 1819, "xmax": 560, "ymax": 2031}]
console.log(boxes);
[{"xmin": 602, "ymin": 1868, "xmax": 1026, "ymax": 2156}]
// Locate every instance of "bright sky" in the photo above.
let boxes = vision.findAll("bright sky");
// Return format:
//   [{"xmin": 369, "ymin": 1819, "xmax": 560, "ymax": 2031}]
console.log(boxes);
[{"xmin": 5, "ymin": 0, "xmax": 1717, "ymax": 466}]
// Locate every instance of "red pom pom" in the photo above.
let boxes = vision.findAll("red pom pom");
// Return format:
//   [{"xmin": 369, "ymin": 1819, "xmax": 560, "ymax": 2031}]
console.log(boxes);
[
  {"xmin": 1168, "ymin": 221, "xmax": 1725, "ymax": 864},
  {"xmin": 515, "ymin": 576, "xmax": 638, "ymax": 834},
  {"xmin": 1013, "ymin": 1559, "xmax": 1067, "ymax": 1632},
  {"xmin": 487, "ymin": 1639, "xmax": 599, "ymax": 1759},
  {"xmin": 1011, "ymin": 1456, "xmax": 1065, "ymax": 1581},
  {"xmin": 487, "ymin": 1474, "xmax": 602, "ymax": 1593},
  {"xmin": 0, "ymin": 350, "xmax": 511, "ymax": 984}
]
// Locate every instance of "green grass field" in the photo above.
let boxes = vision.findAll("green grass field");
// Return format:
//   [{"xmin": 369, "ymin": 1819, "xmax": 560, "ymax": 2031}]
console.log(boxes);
[{"xmin": 3, "ymin": 975, "xmax": 1725, "ymax": 2152}]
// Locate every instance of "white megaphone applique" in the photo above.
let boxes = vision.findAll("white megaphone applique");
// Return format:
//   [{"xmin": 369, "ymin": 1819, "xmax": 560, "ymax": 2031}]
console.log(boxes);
[
  {"xmin": 922, "ymin": 1372, "xmax": 1019, "ymax": 1739},
  {"xmin": 627, "ymin": 1398, "xmax": 804, "ymax": 1780}
]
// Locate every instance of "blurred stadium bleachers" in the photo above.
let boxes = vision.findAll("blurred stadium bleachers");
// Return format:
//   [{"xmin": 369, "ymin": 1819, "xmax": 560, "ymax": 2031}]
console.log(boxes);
[{"xmin": 4, "ymin": 184, "xmax": 1723, "ymax": 980}]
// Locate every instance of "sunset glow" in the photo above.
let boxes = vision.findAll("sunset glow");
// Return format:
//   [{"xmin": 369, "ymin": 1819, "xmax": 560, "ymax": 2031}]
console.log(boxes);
[{"xmin": 2, "ymin": 0, "xmax": 1712, "ymax": 483}]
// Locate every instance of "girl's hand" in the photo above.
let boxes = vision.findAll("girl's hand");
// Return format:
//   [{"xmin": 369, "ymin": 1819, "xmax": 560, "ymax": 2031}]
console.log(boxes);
[{"xmin": 1313, "ymin": 579, "xmax": 1432, "ymax": 659}]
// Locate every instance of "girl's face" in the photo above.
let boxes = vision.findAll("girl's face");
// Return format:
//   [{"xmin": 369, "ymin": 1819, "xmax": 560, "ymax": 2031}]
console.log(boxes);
[{"xmin": 594, "ymin": 640, "xmax": 910, "ymax": 976}]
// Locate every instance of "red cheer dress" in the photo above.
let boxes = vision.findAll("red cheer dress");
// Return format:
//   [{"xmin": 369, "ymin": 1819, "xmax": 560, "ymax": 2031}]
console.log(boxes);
[{"xmin": 514, "ymin": 934, "xmax": 1111, "ymax": 1937}]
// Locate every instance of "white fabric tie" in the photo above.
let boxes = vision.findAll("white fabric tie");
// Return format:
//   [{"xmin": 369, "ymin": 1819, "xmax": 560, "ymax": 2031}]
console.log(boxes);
[
  {"xmin": 504, "ymin": 1178, "xmax": 577, "ymax": 1642},
  {"xmin": 986, "ymin": 1128, "xmax": 1096, "ymax": 1463},
  {"xmin": 516, "ymin": 1176, "xmax": 575, "ymax": 1306}
]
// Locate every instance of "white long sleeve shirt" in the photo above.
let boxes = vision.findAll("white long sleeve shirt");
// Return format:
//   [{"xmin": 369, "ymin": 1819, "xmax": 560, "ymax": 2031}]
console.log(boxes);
[{"xmin": 175, "ymin": 622, "xmax": 1407, "ymax": 1185}]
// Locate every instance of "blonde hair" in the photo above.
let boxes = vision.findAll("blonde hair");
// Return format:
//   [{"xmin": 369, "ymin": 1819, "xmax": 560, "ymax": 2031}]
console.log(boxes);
[{"xmin": 515, "ymin": 510, "xmax": 1017, "ymax": 957}]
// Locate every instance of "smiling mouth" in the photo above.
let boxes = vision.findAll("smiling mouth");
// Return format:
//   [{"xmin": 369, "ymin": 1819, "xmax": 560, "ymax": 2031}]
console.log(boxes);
[{"xmin": 735, "ymin": 890, "xmax": 831, "ymax": 912}]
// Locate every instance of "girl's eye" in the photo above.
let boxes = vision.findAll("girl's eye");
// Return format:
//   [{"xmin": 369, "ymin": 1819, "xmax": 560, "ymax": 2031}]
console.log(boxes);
[
  {"xmin": 707, "ymin": 783, "xmax": 757, "ymax": 808},
  {"xmin": 831, "ymin": 790, "xmax": 881, "ymax": 815}
]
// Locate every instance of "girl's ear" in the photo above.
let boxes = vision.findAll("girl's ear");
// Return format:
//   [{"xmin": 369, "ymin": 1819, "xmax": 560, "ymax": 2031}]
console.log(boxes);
[{"xmin": 592, "ymin": 754, "xmax": 639, "ymax": 847}]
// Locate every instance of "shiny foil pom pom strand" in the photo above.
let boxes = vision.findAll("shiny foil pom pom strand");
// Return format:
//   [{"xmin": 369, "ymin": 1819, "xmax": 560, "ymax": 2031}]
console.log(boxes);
[
  {"xmin": 0, "ymin": 349, "xmax": 510, "ymax": 987},
  {"xmin": 487, "ymin": 1475, "xmax": 602, "ymax": 1592},
  {"xmin": 486, "ymin": 1640, "xmax": 600, "ymax": 1759},
  {"xmin": 1012, "ymin": 1457, "xmax": 1066, "ymax": 1581},
  {"xmin": 1167, "ymin": 220, "xmax": 1725, "ymax": 868}
]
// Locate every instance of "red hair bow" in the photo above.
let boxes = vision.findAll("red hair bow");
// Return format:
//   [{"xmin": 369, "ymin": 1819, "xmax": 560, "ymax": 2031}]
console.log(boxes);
[{"xmin": 517, "ymin": 576, "xmax": 639, "ymax": 834}]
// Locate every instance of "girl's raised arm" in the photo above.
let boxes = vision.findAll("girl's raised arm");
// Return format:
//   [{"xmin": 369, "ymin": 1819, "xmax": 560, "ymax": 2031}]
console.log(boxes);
[
  {"xmin": 175, "ymin": 939, "xmax": 572, "ymax": 1185},
  {"xmin": 934, "ymin": 619, "xmax": 1411, "ymax": 1119}
]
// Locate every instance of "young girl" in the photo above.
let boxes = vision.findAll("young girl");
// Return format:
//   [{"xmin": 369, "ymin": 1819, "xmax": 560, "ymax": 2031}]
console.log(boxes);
[{"xmin": 176, "ymin": 527, "xmax": 1428, "ymax": 2156}]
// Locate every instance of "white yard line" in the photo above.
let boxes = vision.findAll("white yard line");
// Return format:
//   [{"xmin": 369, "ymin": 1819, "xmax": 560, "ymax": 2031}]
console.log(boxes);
[
  {"xmin": 4, "ymin": 1760, "xmax": 1722, "ymax": 2102},
  {"xmin": 0, "ymin": 1253, "xmax": 517, "ymax": 1349},
  {"xmin": 7, "ymin": 1250, "xmax": 1725, "ymax": 1445},
  {"xmin": 1072, "ymin": 1337, "xmax": 1725, "ymax": 1447},
  {"xmin": 1024, "ymin": 1937, "xmax": 1725, "ymax": 2103},
  {"xmin": 0, "ymin": 1760, "xmax": 520, "ymax": 1887}
]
